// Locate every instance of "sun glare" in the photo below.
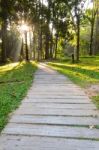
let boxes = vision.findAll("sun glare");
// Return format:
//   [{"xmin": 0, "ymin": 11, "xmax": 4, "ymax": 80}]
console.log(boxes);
[
  {"xmin": 20, "ymin": 24, "xmax": 29, "ymax": 32},
  {"xmin": 19, "ymin": 23, "xmax": 33, "ymax": 45},
  {"xmin": 42, "ymin": 0, "xmax": 48, "ymax": 7},
  {"xmin": 84, "ymin": 0, "xmax": 93, "ymax": 9}
]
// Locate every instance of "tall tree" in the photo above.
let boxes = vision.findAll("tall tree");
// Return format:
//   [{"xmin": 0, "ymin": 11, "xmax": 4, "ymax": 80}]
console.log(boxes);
[
  {"xmin": 0, "ymin": 0, "xmax": 16, "ymax": 63},
  {"xmin": 94, "ymin": 0, "xmax": 99, "ymax": 54},
  {"xmin": 85, "ymin": 8, "xmax": 97, "ymax": 55}
]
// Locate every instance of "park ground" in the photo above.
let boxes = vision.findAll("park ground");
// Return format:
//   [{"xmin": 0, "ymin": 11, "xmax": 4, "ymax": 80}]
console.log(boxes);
[{"xmin": 0, "ymin": 56, "xmax": 99, "ymax": 132}]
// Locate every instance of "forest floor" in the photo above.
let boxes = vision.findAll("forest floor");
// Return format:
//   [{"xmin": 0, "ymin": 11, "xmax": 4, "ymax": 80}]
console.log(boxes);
[
  {"xmin": 48, "ymin": 56, "xmax": 99, "ymax": 109},
  {"xmin": 0, "ymin": 61, "xmax": 37, "ymax": 132}
]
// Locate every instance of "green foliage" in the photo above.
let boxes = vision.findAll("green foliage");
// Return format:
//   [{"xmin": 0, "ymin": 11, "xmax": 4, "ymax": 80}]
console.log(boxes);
[
  {"xmin": 0, "ymin": 0, "xmax": 98, "ymax": 62},
  {"xmin": 80, "ymin": 26, "xmax": 90, "ymax": 55},
  {"xmin": 93, "ymin": 96, "xmax": 99, "ymax": 109},
  {"xmin": 0, "ymin": 62, "xmax": 37, "ymax": 131},
  {"xmin": 0, "ymin": 0, "xmax": 16, "ymax": 21}
]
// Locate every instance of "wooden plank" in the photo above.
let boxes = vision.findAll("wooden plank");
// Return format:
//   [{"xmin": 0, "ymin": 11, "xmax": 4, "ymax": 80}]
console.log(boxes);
[
  {"xmin": 24, "ymin": 99, "xmax": 91, "ymax": 104},
  {"xmin": 15, "ymin": 107, "xmax": 98, "ymax": 117},
  {"xmin": 10, "ymin": 115, "xmax": 99, "ymax": 126},
  {"xmin": 20, "ymin": 103, "xmax": 96, "ymax": 109},
  {"xmin": 28, "ymin": 93, "xmax": 86, "ymax": 96},
  {"xmin": 3, "ymin": 123, "xmax": 99, "ymax": 140},
  {"xmin": 27, "ymin": 95, "xmax": 88, "ymax": 99},
  {"xmin": 0, "ymin": 135, "xmax": 99, "ymax": 150}
]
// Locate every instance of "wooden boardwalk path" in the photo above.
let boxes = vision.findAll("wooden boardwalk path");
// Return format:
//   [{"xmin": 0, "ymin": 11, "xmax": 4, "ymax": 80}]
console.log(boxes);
[{"xmin": 0, "ymin": 63, "xmax": 99, "ymax": 150}]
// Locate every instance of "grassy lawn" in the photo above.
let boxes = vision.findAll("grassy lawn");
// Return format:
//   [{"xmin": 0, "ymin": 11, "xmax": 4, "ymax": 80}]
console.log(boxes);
[
  {"xmin": 0, "ymin": 61, "xmax": 37, "ymax": 132},
  {"xmin": 48, "ymin": 56, "xmax": 99, "ymax": 109}
]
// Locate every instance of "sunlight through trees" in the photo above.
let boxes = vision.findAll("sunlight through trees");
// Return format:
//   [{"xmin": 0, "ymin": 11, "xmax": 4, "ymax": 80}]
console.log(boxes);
[{"xmin": 0, "ymin": 0, "xmax": 99, "ymax": 63}]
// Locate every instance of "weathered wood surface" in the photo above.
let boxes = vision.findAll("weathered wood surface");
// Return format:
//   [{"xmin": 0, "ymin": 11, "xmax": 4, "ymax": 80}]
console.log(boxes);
[
  {"xmin": 0, "ymin": 63, "xmax": 99, "ymax": 150},
  {"xmin": 0, "ymin": 135, "xmax": 99, "ymax": 150}
]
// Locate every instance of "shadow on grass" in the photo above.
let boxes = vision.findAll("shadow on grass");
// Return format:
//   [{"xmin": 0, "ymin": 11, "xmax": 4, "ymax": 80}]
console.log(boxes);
[
  {"xmin": 0, "ymin": 62, "xmax": 22, "ymax": 81},
  {"xmin": 0, "ymin": 62, "xmax": 37, "ymax": 82},
  {"xmin": 0, "ymin": 61, "xmax": 37, "ymax": 132},
  {"xmin": 48, "ymin": 63, "xmax": 99, "ymax": 87},
  {"xmin": 51, "ymin": 63, "xmax": 99, "ymax": 80}
]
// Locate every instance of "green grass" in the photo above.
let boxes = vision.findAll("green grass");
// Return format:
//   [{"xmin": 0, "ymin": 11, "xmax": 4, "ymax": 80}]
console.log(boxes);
[
  {"xmin": 48, "ymin": 56, "xmax": 99, "ymax": 108},
  {"xmin": 0, "ymin": 61, "xmax": 37, "ymax": 132},
  {"xmin": 48, "ymin": 56, "xmax": 99, "ymax": 87},
  {"xmin": 93, "ymin": 96, "xmax": 99, "ymax": 109}
]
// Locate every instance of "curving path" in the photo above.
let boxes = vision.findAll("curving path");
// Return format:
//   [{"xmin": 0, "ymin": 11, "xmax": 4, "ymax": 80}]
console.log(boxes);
[{"xmin": 0, "ymin": 63, "xmax": 99, "ymax": 150}]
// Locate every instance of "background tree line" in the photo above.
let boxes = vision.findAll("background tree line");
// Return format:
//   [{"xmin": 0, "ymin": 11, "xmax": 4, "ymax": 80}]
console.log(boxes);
[{"xmin": 0, "ymin": 0, "xmax": 99, "ymax": 64}]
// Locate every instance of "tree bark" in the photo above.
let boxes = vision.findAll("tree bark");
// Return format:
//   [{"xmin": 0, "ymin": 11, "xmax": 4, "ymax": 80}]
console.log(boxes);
[
  {"xmin": 55, "ymin": 34, "xmax": 58, "ymax": 60},
  {"xmin": 1, "ymin": 20, "xmax": 7, "ymax": 63},
  {"xmin": 25, "ymin": 31, "xmax": 29, "ymax": 61},
  {"xmin": 94, "ymin": 0, "xmax": 99, "ymax": 54},
  {"xmin": 45, "ymin": 33, "xmax": 49, "ymax": 59},
  {"xmin": 50, "ymin": 33, "xmax": 53, "ymax": 59},
  {"xmin": 76, "ymin": 15, "xmax": 80, "ymax": 62},
  {"xmin": 39, "ymin": 29, "xmax": 43, "ymax": 60},
  {"xmin": 20, "ymin": 38, "xmax": 24, "ymax": 60},
  {"xmin": 94, "ymin": 15, "xmax": 99, "ymax": 54},
  {"xmin": 32, "ymin": 27, "xmax": 36, "ymax": 60},
  {"xmin": 89, "ymin": 21, "xmax": 94, "ymax": 55}
]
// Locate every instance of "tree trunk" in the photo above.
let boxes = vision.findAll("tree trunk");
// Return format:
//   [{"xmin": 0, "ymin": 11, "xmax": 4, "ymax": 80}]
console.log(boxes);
[
  {"xmin": 25, "ymin": 31, "xmax": 29, "ymax": 61},
  {"xmin": 39, "ymin": 29, "xmax": 43, "ymax": 60},
  {"xmin": 29, "ymin": 30, "xmax": 32, "ymax": 60},
  {"xmin": 32, "ymin": 27, "xmax": 36, "ymax": 60},
  {"xmin": 55, "ymin": 34, "xmax": 58, "ymax": 60},
  {"xmin": 94, "ymin": 0, "xmax": 99, "ymax": 54},
  {"xmin": 89, "ymin": 21, "xmax": 94, "ymax": 55},
  {"xmin": 1, "ymin": 20, "xmax": 7, "ymax": 63},
  {"xmin": 94, "ymin": 15, "xmax": 99, "ymax": 54},
  {"xmin": 74, "ymin": 0, "xmax": 80, "ymax": 62},
  {"xmin": 37, "ymin": 30, "xmax": 40, "ymax": 61},
  {"xmin": 45, "ymin": 33, "xmax": 49, "ymax": 59},
  {"xmin": 20, "ymin": 38, "xmax": 24, "ymax": 60},
  {"xmin": 76, "ymin": 15, "xmax": 80, "ymax": 62},
  {"xmin": 50, "ymin": 33, "xmax": 53, "ymax": 59}
]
